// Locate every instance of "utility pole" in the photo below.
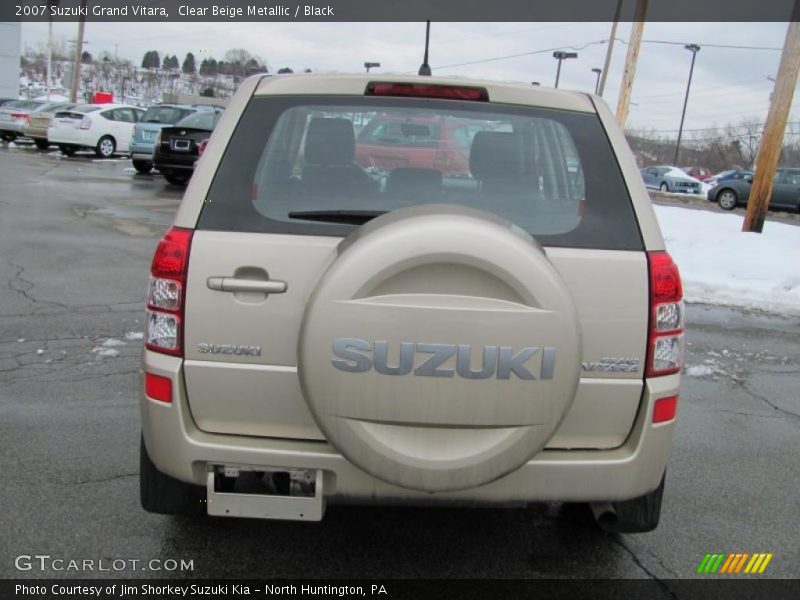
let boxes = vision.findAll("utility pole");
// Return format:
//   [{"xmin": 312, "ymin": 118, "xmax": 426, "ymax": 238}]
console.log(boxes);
[
  {"xmin": 69, "ymin": 0, "xmax": 87, "ymax": 103},
  {"xmin": 46, "ymin": 4, "xmax": 53, "ymax": 100},
  {"xmin": 615, "ymin": 0, "xmax": 648, "ymax": 127},
  {"xmin": 743, "ymin": 6, "xmax": 800, "ymax": 233},
  {"xmin": 598, "ymin": 0, "xmax": 624, "ymax": 96},
  {"xmin": 673, "ymin": 44, "xmax": 700, "ymax": 166}
]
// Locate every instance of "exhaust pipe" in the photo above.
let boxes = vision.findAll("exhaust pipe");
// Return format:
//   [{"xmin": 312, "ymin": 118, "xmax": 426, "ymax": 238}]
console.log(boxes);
[{"xmin": 590, "ymin": 502, "xmax": 618, "ymax": 529}]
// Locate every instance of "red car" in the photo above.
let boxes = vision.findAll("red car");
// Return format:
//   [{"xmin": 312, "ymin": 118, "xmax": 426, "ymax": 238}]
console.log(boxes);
[
  {"xmin": 681, "ymin": 166, "xmax": 713, "ymax": 181},
  {"xmin": 355, "ymin": 115, "xmax": 496, "ymax": 177}
]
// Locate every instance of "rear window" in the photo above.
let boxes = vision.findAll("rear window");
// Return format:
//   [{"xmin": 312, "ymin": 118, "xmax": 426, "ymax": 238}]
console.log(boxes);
[
  {"xmin": 142, "ymin": 106, "xmax": 191, "ymax": 124},
  {"xmin": 56, "ymin": 105, "xmax": 102, "ymax": 118},
  {"xmin": 176, "ymin": 111, "xmax": 219, "ymax": 129},
  {"xmin": 199, "ymin": 96, "xmax": 642, "ymax": 250}
]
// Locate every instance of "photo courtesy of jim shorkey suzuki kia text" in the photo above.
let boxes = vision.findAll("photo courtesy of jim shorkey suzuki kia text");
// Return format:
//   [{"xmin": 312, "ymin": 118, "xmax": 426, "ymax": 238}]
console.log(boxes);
[{"xmin": 14, "ymin": 584, "xmax": 388, "ymax": 596}]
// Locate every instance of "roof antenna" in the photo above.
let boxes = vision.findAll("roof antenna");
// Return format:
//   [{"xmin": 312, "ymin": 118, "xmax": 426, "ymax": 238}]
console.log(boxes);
[{"xmin": 418, "ymin": 20, "xmax": 432, "ymax": 76}]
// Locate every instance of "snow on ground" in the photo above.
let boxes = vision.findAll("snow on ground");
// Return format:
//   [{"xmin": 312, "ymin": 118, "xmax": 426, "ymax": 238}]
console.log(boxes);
[{"xmin": 655, "ymin": 205, "xmax": 800, "ymax": 315}]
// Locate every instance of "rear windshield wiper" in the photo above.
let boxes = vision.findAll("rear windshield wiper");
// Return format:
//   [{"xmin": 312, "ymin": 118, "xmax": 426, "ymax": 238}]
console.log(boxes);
[{"xmin": 287, "ymin": 210, "xmax": 387, "ymax": 225}]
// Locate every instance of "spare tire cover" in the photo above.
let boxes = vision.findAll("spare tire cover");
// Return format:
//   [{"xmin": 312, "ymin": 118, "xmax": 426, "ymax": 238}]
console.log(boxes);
[{"xmin": 298, "ymin": 205, "xmax": 581, "ymax": 492}]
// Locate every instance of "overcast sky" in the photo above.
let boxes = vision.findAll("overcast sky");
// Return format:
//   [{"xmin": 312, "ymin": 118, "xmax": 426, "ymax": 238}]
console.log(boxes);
[{"xmin": 20, "ymin": 21, "xmax": 798, "ymax": 136}]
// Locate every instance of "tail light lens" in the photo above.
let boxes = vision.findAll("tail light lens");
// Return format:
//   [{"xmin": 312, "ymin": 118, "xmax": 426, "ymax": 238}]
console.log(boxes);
[
  {"xmin": 145, "ymin": 372, "xmax": 173, "ymax": 403},
  {"xmin": 653, "ymin": 395, "xmax": 678, "ymax": 423},
  {"xmin": 646, "ymin": 251, "xmax": 684, "ymax": 377},
  {"xmin": 197, "ymin": 139, "xmax": 209, "ymax": 156},
  {"xmin": 365, "ymin": 82, "xmax": 489, "ymax": 101},
  {"xmin": 11, "ymin": 113, "xmax": 29, "ymax": 122},
  {"xmin": 145, "ymin": 227, "xmax": 193, "ymax": 356},
  {"xmin": 79, "ymin": 117, "xmax": 91, "ymax": 130}
]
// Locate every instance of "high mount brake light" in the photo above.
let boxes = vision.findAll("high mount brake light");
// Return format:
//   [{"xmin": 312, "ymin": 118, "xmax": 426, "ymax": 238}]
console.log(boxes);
[
  {"xmin": 365, "ymin": 82, "xmax": 489, "ymax": 102},
  {"xmin": 646, "ymin": 251, "xmax": 684, "ymax": 377},
  {"xmin": 146, "ymin": 227, "xmax": 193, "ymax": 357}
]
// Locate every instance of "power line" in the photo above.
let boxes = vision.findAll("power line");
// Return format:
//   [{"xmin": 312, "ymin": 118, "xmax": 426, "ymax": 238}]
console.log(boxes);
[
  {"xmin": 617, "ymin": 38, "xmax": 783, "ymax": 52},
  {"xmin": 430, "ymin": 39, "xmax": 609, "ymax": 71},
  {"xmin": 635, "ymin": 121, "xmax": 800, "ymax": 133}
]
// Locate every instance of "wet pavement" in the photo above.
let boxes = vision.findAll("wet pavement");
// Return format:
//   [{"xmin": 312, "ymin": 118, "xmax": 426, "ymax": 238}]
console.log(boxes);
[{"xmin": 0, "ymin": 144, "xmax": 798, "ymax": 582}]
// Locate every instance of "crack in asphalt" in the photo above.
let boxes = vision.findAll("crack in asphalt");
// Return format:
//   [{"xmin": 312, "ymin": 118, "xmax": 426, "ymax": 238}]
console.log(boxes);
[
  {"xmin": 741, "ymin": 384, "xmax": 800, "ymax": 423},
  {"xmin": 608, "ymin": 535, "xmax": 678, "ymax": 597},
  {"xmin": 50, "ymin": 472, "xmax": 138, "ymax": 486},
  {"xmin": 6, "ymin": 261, "xmax": 69, "ymax": 309},
  {"xmin": 714, "ymin": 408, "xmax": 783, "ymax": 420}
]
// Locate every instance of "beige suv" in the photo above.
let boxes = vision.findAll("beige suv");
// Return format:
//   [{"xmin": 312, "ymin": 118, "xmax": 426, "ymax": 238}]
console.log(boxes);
[{"xmin": 140, "ymin": 74, "xmax": 683, "ymax": 533}]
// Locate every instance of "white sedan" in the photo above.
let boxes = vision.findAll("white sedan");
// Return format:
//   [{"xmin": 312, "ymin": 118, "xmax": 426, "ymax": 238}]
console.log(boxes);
[{"xmin": 47, "ymin": 103, "xmax": 145, "ymax": 158}]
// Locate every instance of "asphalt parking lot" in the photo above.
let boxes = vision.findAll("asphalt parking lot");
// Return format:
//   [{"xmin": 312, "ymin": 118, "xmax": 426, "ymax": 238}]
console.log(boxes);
[{"xmin": 0, "ymin": 143, "xmax": 798, "ymax": 583}]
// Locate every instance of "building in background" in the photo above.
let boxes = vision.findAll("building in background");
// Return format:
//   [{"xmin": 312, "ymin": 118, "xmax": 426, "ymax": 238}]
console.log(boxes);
[{"xmin": 0, "ymin": 22, "xmax": 21, "ymax": 99}]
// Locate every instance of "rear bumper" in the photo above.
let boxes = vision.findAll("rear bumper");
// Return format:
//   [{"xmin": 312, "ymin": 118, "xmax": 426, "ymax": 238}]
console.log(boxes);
[
  {"xmin": 130, "ymin": 142, "xmax": 155, "ymax": 157},
  {"xmin": 153, "ymin": 151, "xmax": 197, "ymax": 171},
  {"xmin": 141, "ymin": 350, "xmax": 679, "ymax": 505}
]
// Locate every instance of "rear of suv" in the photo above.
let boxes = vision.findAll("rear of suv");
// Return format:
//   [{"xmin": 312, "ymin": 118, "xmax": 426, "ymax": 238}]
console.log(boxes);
[{"xmin": 140, "ymin": 74, "xmax": 683, "ymax": 533}]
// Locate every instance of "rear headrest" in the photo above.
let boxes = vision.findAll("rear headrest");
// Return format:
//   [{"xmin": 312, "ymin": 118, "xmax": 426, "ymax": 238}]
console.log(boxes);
[
  {"xmin": 305, "ymin": 118, "xmax": 355, "ymax": 165},
  {"xmin": 469, "ymin": 131, "xmax": 524, "ymax": 181}
]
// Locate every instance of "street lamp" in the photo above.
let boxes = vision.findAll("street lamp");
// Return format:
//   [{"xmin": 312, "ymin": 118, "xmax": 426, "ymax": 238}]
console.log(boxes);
[
  {"xmin": 673, "ymin": 44, "xmax": 701, "ymax": 166},
  {"xmin": 364, "ymin": 62, "xmax": 381, "ymax": 73},
  {"xmin": 591, "ymin": 68, "xmax": 602, "ymax": 94},
  {"xmin": 552, "ymin": 51, "xmax": 578, "ymax": 88}
]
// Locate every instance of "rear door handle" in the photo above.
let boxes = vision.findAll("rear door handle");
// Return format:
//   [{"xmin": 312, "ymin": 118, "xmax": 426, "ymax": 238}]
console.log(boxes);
[{"xmin": 207, "ymin": 277, "xmax": 287, "ymax": 294}]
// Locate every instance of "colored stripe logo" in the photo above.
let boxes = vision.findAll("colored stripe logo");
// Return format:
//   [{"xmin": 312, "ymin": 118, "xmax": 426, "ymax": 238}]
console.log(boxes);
[{"xmin": 697, "ymin": 553, "xmax": 773, "ymax": 574}]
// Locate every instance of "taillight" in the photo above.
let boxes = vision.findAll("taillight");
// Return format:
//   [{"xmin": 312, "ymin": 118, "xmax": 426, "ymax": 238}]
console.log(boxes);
[
  {"xmin": 646, "ymin": 251, "xmax": 684, "ymax": 377},
  {"xmin": 11, "ymin": 113, "xmax": 29, "ymax": 122},
  {"xmin": 145, "ymin": 372, "xmax": 173, "ymax": 403},
  {"xmin": 145, "ymin": 227, "xmax": 193, "ymax": 356},
  {"xmin": 198, "ymin": 139, "xmax": 208, "ymax": 156},
  {"xmin": 365, "ymin": 82, "xmax": 489, "ymax": 101},
  {"xmin": 79, "ymin": 117, "xmax": 91, "ymax": 130},
  {"xmin": 653, "ymin": 395, "xmax": 678, "ymax": 423}
]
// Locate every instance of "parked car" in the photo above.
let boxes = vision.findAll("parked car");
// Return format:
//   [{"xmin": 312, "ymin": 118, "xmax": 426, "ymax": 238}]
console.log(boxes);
[
  {"xmin": 23, "ymin": 101, "xmax": 77, "ymax": 149},
  {"xmin": 705, "ymin": 169, "xmax": 754, "ymax": 188},
  {"xmin": 0, "ymin": 99, "xmax": 49, "ymax": 143},
  {"xmin": 680, "ymin": 166, "xmax": 713, "ymax": 181},
  {"xmin": 130, "ymin": 104, "xmax": 215, "ymax": 174},
  {"xmin": 140, "ymin": 74, "xmax": 682, "ymax": 534},
  {"xmin": 708, "ymin": 167, "xmax": 800, "ymax": 212},
  {"xmin": 640, "ymin": 165, "xmax": 702, "ymax": 193},
  {"xmin": 355, "ymin": 114, "xmax": 500, "ymax": 177},
  {"xmin": 152, "ymin": 108, "xmax": 223, "ymax": 185},
  {"xmin": 47, "ymin": 103, "xmax": 145, "ymax": 158}
]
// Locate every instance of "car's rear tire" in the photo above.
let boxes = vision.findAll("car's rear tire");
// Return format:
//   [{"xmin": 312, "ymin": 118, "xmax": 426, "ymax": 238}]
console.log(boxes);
[
  {"xmin": 59, "ymin": 144, "xmax": 76, "ymax": 156},
  {"xmin": 133, "ymin": 159, "xmax": 152, "ymax": 174},
  {"xmin": 717, "ymin": 189, "xmax": 738, "ymax": 210},
  {"xmin": 140, "ymin": 435, "xmax": 206, "ymax": 516},
  {"xmin": 659, "ymin": 182, "xmax": 669, "ymax": 192},
  {"xmin": 34, "ymin": 139, "xmax": 49, "ymax": 150},
  {"xmin": 2, "ymin": 133, "xmax": 17, "ymax": 143},
  {"xmin": 593, "ymin": 473, "xmax": 666, "ymax": 534},
  {"xmin": 95, "ymin": 135, "xmax": 116, "ymax": 158},
  {"xmin": 164, "ymin": 172, "xmax": 190, "ymax": 186}
]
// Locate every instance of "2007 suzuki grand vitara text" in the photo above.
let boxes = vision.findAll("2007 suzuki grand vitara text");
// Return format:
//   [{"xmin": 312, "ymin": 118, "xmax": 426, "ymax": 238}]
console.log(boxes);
[{"xmin": 140, "ymin": 74, "xmax": 683, "ymax": 533}]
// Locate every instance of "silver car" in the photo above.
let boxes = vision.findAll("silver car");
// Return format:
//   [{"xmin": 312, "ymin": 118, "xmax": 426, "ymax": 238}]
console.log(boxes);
[
  {"xmin": 641, "ymin": 165, "xmax": 702, "ymax": 194},
  {"xmin": 0, "ymin": 99, "xmax": 49, "ymax": 142},
  {"xmin": 140, "ymin": 75, "xmax": 683, "ymax": 533}
]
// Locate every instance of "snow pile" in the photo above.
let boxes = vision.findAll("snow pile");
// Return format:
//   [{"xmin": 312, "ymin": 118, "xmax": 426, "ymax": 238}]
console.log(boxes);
[{"xmin": 655, "ymin": 205, "xmax": 800, "ymax": 315}]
